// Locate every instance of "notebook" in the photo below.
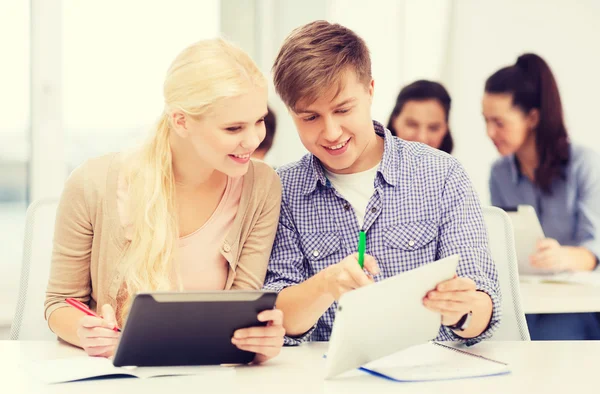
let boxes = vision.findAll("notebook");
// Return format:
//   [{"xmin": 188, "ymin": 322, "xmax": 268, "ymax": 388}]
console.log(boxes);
[
  {"xmin": 520, "ymin": 272, "xmax": 600, "ymax": 287},
  {"xmin": 28, "ymin": 356, "xmax": 234, "ymax": 384},
  {"xmin": 360, "ymin": 342, "xmax": 510, "ymax": 382}
]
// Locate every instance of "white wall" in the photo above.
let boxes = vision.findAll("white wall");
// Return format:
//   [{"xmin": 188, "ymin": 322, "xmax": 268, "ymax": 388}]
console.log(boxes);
[
  {"xmin": 223, "ymin": 0, "xmax": 454, "ymax": 168},
  {"xmin": 446, "ymin": 0, "xmax": 600, "ymax": 203},
  {"xmin": 0, "ymin": 0, "xmax": 221, "ymax": 337},
  {"xmin": 235, "ymin": 0, "xmax": 600, "ymax": 205}
]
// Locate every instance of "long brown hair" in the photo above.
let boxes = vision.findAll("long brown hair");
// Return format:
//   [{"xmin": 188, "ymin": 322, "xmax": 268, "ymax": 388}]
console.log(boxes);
[{"xmin": 485, "ymin": 53, "xmax": 569, "ymax": 194}]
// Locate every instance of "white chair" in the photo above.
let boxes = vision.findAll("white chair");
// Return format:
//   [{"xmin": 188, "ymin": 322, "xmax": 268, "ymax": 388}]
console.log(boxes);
[
  {"xmin": 10, "ymin": 198, "xmax": 59, "ymax": 340},
  {"xmin": 482, "ymin": 206, "xmax": 530, "ymax": 341}
]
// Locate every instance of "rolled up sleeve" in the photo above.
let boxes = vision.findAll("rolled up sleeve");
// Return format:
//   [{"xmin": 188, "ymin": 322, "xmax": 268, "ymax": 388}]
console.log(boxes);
[
  {"xmin": 436, "ymin": 160, "xmax": 502, "ymax": 345},
  {"xmin": 263, "ymin": 199, "xmax": 316, "ymax": 345}
]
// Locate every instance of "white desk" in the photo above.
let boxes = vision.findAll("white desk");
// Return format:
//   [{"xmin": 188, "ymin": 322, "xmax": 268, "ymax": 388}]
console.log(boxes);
[
  {"xmin": 2, "ymin": 340, "xmax": 598, "ymax": 394},
  {"xmin": 520, "ymin": 282, "xmax": 600, "ymax": 314}
]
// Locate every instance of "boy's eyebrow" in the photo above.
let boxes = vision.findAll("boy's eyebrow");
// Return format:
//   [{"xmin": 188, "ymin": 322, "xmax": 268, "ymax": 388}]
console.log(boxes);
[
  {"xmin": 295, "ymin": 97, "xmax": 357, "ymax": 115},
  {"xmin": 332, "ymin": 98, "xmax": 356, "ymax": 108},
  {"xmin": 294, "ymin": 107, "xmax": 317, "ymax": 115}
]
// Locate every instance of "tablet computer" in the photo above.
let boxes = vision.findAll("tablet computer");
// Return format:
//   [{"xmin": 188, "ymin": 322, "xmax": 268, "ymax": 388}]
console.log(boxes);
[
  {"xmin": 324, "ymin": 254, "xmax": 459, "ymax": 379},
  {"xmin": 501, "ymin": 205, "xmax": 552, "ymax": 275},
  {"xmin": 112, "ymin": 291, "xmax": 277, "ymax": 367}
]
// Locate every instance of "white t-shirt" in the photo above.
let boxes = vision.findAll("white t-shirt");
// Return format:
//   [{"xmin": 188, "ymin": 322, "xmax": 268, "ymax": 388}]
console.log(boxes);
[{"xmin": 324, "ymin": 163, "xmax": 380, "ymax": 227}]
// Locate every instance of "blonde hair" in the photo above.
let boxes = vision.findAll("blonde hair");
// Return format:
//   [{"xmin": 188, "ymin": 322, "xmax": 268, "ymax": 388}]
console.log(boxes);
[{"xmin": 118, "ymin": 38, "xmax": 266, "ymax": 323}]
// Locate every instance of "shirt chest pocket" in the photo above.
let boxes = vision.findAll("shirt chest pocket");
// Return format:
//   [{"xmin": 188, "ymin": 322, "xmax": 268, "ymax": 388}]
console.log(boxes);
[
  {"xmin": 382, "ymin": 220, "xmax": 438, "ymax": 274},
  {"xmin": 299, "ymin": 232, "xmax": 343, "ymax": 274}
]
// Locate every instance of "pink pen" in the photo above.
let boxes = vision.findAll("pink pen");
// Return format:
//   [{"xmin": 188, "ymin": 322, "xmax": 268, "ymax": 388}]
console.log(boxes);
[{"xmin": 65, "ymin": 298, "xmax": 121, "ymax": 332}]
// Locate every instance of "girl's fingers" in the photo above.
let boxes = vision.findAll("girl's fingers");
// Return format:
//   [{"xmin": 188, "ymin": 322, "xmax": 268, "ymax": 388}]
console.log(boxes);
[{"xmin": 232, "ymin": 336, "xmax": 285, "ymax": 347}]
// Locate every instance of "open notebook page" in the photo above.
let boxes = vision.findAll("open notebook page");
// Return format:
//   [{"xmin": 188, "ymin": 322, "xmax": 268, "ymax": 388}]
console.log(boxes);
[
  {"xmin": 360, "ymin": 342, "xmax": 509, "ymax": 382},
  {"xmin": 28, "ymin": 356, "xmax": 233, "ymax": 384}
]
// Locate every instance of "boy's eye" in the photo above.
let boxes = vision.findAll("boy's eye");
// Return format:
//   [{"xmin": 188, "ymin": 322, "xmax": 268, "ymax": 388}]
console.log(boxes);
[
  {"xmin": 226, "ymin": 126, "xmax": 242, "ymax": 132},
  {"xmin": 303, "ymin": 115, "xmax": 317, "ymax": 122}
]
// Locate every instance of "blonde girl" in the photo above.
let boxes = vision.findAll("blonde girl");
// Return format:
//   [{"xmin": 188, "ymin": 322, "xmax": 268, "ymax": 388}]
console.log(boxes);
[{"xmin": 45, "ymin": 39, "xmax": 284, "ymax": 363}]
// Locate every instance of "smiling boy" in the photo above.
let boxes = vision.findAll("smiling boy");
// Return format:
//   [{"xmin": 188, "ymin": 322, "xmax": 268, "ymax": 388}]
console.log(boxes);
[{"xmin": 264, "ymin": 21, "xmax": 501, "ymax": 345}]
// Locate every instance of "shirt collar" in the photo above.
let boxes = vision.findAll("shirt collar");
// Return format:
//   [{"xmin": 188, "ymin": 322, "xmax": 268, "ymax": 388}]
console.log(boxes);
[
  {"xmin": 509, "ymin": 155, "xmax": 522, "ymax": 185},
  {"xmin": 302, "ymin": 120, "xmax": 400, "ymax": 195},
  {"xmin": 509, "ymin": 152, "xmax": 570, "ymax": 187}
]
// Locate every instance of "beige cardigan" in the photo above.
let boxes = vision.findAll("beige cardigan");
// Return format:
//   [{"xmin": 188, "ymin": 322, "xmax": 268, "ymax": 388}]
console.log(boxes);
[{"xmin": 45, "ymin": 153, "xmax": 282, "ymax": 322}]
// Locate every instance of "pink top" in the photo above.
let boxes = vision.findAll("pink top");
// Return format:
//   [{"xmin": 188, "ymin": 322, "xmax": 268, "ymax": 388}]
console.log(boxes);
[{"xmin": 117, "ymin": 174, "xmax": 244, "ymax": 291}]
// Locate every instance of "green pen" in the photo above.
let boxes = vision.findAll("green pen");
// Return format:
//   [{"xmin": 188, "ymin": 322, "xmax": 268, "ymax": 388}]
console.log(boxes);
[{"xmin": 357, "ymin": 230, "xmax": 366, "ymax": 269}]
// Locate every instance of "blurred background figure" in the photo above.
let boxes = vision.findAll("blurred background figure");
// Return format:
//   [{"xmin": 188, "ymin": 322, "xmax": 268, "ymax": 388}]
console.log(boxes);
[
  {"xmin": 387, "ymin": 80, "xmax": 454, "ymax": 154},
  {"xmin": 252, "ymin": 106, "xmax": 276, "ymax": 161},
  {"xmin": 484, "ymin": 52, "xmax": 600, "ymax": 340}
]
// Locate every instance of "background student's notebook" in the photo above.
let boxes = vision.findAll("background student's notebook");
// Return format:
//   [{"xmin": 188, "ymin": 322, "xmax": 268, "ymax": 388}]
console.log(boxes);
[
  {"xmin": 360, "ymin": 342, "xmax": 510, "ymax": 382},
  {"xmin": 520, "ymin": 272, "xmax": 600, "ymax": 287},
  {"xmin": 28, "ymin": 356, "xmax": 234, "ymax": 384}
]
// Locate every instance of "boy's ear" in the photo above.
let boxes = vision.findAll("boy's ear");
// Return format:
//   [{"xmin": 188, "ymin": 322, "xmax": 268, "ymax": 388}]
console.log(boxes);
[{"xmin": 368, "ymin": 79, "xmax": 375, "ymax": 103}]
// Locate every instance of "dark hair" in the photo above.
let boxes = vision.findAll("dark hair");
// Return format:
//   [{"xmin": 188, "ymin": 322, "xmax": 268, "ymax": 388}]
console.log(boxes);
[
  {"xmin": 386, "ymin": 80, "xmax": 454, "ymax": 154},
  {"xmin": 257, "ymin": 106, "xmax": 276, "ymax": 154},
  {"xmin": 485, "ymin": 53, "xmax": 569, "ymax": 194}
]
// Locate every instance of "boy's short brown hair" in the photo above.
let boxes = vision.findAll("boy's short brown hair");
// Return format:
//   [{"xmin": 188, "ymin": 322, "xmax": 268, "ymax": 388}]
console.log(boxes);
[{"xmin": 272, "ymin": 20, "xmax": 372, "ymax": 111}]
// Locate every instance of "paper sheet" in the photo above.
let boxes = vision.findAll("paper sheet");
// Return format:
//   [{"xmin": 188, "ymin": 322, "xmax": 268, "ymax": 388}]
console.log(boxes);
[{"xmin": 520, "ymin": 272, "xmax": 600, "ymax": 286}]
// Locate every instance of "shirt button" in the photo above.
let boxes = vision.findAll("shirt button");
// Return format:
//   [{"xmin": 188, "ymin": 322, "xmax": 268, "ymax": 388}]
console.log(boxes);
[
  {"xmin": 313, "ymin": 250, "xmax": 320, "ymax": 257},
  {"xmin": 223, "ymin": 243, "xmax": 231, "ymax": 253},
  {"xmin": 371, "ymin": 207, "xmax": 377, "ymax": 213},
  {"xmin": 343, "ymin": 204, "xmax": 350, "ymax": 211},
  {"xmin": 408, "ymin": 240, "xmax": 415, "ymax": 247}
]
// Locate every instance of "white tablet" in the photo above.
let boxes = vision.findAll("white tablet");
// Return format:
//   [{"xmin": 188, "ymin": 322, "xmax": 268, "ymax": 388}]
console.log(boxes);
[
  {"xmin": 502, "ymin": 205, "xmax": 552, "ymax": 275},
  {"xmin": 324, "ymin": 254, "xmax": 459, "ymax": 379}
]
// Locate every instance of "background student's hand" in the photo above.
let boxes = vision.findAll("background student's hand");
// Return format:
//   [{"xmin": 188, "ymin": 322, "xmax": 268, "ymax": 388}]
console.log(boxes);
[
  {"xmin": 321, "ymin": 253, "xmax": 380, "ymax": 300},
  {"xmin": 530, "ymin": 238, "xmax": 569, "ymax": 272},
  {"xmin": 232, "ymin": 309, "xmax": 285, "ymax": 364},
  {"xmin": 423, "ymin": 275, "xmax": 490, "ymax": 326},
  {"xmin": 76, "ymin": 304, "xmax": 121, "ymax": 358}
]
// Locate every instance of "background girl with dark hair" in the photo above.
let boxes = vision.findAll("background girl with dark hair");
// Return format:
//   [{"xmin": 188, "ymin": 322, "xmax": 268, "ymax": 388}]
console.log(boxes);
[
  {"xmin": 252, "ymin": 106, "xmax": 276, "ymax": 161},
  {"xmin": 483, "ymin": 53, "xmax": 600, "ymax": 340},
  {"xmin": 387, "ymin": 80, "xmax": 454, "ymax": 154}
]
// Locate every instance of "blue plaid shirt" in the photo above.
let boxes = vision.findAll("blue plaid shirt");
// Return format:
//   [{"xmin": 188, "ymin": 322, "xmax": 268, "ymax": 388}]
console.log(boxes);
[{"xmin": 264, "ymin": 121, "xmax": 501, "ymax": 345}]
